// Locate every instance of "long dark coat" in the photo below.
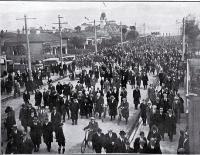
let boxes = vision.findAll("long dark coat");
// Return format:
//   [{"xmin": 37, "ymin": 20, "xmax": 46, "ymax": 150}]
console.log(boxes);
[
  {"xmin": 140, "ymin": 103, "xmax": 147, "ymax": 118},
  {"xmin": 111, "ymin": 90, "xmax": 119, "ymax": 102},
  {"xmin": 166, "ymin": 115, "xmax": 176, "ymax": 135},
  {"xmin": 108, "ymin": 99, "xmax": 118, "ymax": 116},
  {"xmin": 142, "ymin": 74, "xmax": 149, "ymax": 86},
  {"xmin": 19, "ymin": 107, "xmax": 28, "ymax": 129},
  {"xmin": 56, "ymin": 126, "xmax": 65, "ymax": 144},
  {"xmin": 113, "ymin": 138, "xmax": 127, "ymax": 153},
  {"xmin": 95, "ymin": 96, "xmax": 104, "ymax": 113},
  {"xmin": 42, "ymin": 122, "xmax": 53, "ymax": 143},
  {"xmin": 134, "ymin": 137, "xmax": 147, "ymax": 153},
  {"xmin": 92, "ymin": 133, "xmax": 105, "ymax": 153},
  {"xmin": 146, "ymin": 144, "xmax": 162, "ymax": 154},
  {"xmin": 23, "ymin": 92, "xmax": 30, "ymax": 103},
  {"xmin": 56, "ymin": 84, "xmax": 63, "ymax": 94},
  {"xmin": 43, "ymin": 91, "xmax": 49, "ymax": 107},
  {"xmin": 35, "ymin": 91, "xmax": 42, "ymax": 106},
  {"xmin": 21, "ymin": 138, "xmax": 34, "ymax": 154},
  {"xmin": 157, "ymin": 113, "xmax": 166, "ymax": 135},
  {"xmin": 133, "ymin": 89, "xmax": 141, "ymax": 102},
  {"xmin": 104, "ymin": 132, "xmax": 118, "ymax": 153},
  {"xmin": 70, "ymin": 101, "xmax": 79, "ymax": 120},
  {"xmin": 51, "ymin": 112, "xmax": 61, "ymax": 129},
  {"xmin": 30, "ymin": 123, "xmax": 42, "ymax": 145}
]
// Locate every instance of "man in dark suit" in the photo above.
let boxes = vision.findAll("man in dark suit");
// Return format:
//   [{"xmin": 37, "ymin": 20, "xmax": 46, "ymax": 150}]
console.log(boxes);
[
  {"xmin": 42, "ymin": 118, "xmax": 53, "ymax": 152},
  {"xmin": 134, "ymin": 131, "xmax": 147, "ymax": 153},
  {"xmin": 70, "ymin": 98, "xmax": 79, "ymax": 125},
  {"xmin": 113, "ymin": 130, "xmax": 128, "ymax": 153},
  {"xmin": 108, "ymin": 95, "xmax": 118, "ymax": 121},
  {"xmin": 157, "ymin": 107, "xmax": 166, "ymax": 140},
  {"xmin": 166, "ymin": 109, "xmax": 176, "ymax": 142},
  {"xmin": 104, "ymin": 129, "xmax": 118, "ymax": 153},
  {"xmin": 133, "ymin": 86, "xmax": 141, "ymax": 109},
  {"xmin": 51, "ymin": 107, "xmax": 61, "ymax": 132},
  {"xmin": 92, "ymin": 128, "xmax": 104, "ymax": 153}
]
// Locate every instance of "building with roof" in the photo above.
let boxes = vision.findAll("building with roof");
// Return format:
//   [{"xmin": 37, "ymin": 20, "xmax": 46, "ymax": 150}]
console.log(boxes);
[{"xmin": 2, "ymin": 32, "xmax": 67, "ymax": 63}]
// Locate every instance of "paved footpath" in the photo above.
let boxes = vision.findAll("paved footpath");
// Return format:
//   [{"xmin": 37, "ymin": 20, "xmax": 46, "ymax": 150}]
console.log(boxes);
[
  {"xmin": 1, "ymin": 70, "xmax": 156, "ymax": 154},
  {"xmin": 129, "ymin": 87, "xmax": 187, "ymax": 154}
]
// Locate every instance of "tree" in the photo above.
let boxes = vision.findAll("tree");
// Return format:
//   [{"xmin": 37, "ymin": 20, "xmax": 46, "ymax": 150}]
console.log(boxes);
[
  {"xmin": 74, "ymin": 26, "xmax": 81, "ymax": 33},
  {"xmin": 100, "ymin": 12, "xmax": 106, "ymax": 20},
  {"xmin": 70, "ymin": 36, "xmax": 86, "ymax": 49},
  {"xmin": 184, "ymin": 15, "xmax": 200, "ymax": 45},
  {"xmin": 126, "ymin": 29, "xmax": 139, "ymax": 41}
]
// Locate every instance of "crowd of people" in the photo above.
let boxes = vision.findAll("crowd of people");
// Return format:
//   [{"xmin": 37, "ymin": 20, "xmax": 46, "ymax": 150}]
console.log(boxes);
[
  {"xmin": 2, "ymin": 35, "xmax": 189, "ymax": 154},
  {"xmin": 1, "ymin": 61, "xmax": 76, "ymax": 97}
]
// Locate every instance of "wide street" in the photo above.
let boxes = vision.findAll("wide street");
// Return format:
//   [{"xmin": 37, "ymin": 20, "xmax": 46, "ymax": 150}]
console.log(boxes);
[{"xmin": 1, "ymin": 68, "xmax": 156, "ymax": 154}]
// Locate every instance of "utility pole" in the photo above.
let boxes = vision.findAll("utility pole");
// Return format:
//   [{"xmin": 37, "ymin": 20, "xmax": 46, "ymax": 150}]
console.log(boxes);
[
  {"xmin": 182, "ymin": 17, "xmax": 186, "ymax": 61},
  {"xmin": 143, "ymin": 23, "xmax": 146, "ymax": 35},
  {"xmin": 85, "ymin": 17, "xmax": 100, "ymax": 54},
  {"xmin": 120, "ymin": 21, "xmax": 123, "ymax": 45},
  {"xmin": 53, "ymin": 15, "xmax": 67, "ymax": 67},
  {"xmin": 94, "ymin": 20, "xmax": 97, "ymax": 54},
  {"xmin": 16, "ymin": 15, "xmax": 36, "ymax": 80}
]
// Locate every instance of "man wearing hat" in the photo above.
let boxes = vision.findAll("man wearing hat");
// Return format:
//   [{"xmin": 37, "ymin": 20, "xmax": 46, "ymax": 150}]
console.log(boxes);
[
  {"xmin": 104, "ymin": 129, "xmax": 118, "ymax": 153},
  {"xmin": 108, "ymin": 95, "xmax": 118, "ymax": 121},
  {"xmin": 51, "ymin": 107, "xmax": 61, "ymax": 132},
  {"xmin": 91, "ymin": 128, "xmax": 104, "ymax": 153},
  {"xmin": 166, "ymin": 109, "xmax": 176, "ymax": 142},
  {"xmin": 42, "ymin": 118, "xmax": 53, "ymax": 152},
  {"xmin": 113, "ymin": 130, "xmax": 128, "ymax": 153},
  {"xmin": 133, "ymin": 86, "xmax": 141, "ymax": 110},
  {"xmin": 134, "ymin": 131, "xmax": 147, "ymax": 153}
]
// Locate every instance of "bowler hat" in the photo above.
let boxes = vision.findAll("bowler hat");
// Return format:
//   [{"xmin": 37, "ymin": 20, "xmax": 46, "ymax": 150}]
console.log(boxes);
[{"xmin": 119, "ymin": 130, "xmax": 126, "ymax": 136}]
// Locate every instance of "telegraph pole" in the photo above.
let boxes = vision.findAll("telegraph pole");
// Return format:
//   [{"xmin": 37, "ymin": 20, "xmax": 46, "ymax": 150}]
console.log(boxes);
[
  {"xmin": 182, "ymin": 17, "xmax": 186, "ymax": 61},
  {"xmin": 120, "ymin": 21, "xmax": 123, "ymax": 45},
  {"xmin": 94, "ymin": 20, "xmax": 97, "ymax": 54},
  {"xmin": 53, "ymin": 15, "xmax": 67, "ymax": 67},
  {"xmin": 16, "ymin": 15, "xmax": 36, "ymax": 80}
]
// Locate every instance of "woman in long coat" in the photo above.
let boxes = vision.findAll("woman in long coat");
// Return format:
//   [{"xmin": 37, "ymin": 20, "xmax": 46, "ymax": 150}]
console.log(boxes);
[
  {"xmin": 130, "ymin": 71, "xmax": 136, "ymax": 89},
  {"xmin": 70, "ymin": 99, "xmax": 79, "ymax": 125},
  {"xmin": 35, "ymin": 89, "xmax": 42, "ymax": 107},
  {"xmin": 30, "ymin": 118, "xmax": 42, "ymax": 152},
  {"xmin": 108, "ymin": 96, "xmax": 118, "ymax": 120},
  {"xmin": 95, "ymin": 93, "xmax": 104, "ymax": 119}
]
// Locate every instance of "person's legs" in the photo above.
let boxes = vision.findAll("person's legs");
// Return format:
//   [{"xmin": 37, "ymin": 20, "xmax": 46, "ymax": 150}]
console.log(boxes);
[
  {"xmin": 58, "ymin": 143, "xmax": 61, "ymax": 154},
  {"xmin": 62, "ymin": 143, "xmax": 65, "ymax": 154}
]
